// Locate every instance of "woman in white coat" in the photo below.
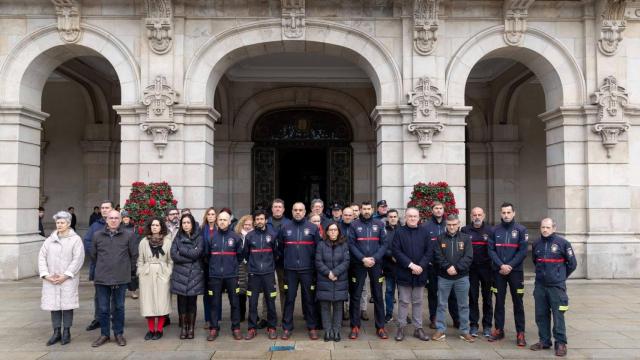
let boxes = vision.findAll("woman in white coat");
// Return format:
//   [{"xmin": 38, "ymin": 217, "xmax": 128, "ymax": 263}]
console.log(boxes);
[
  {"xmin": 137, "ymin": 217, "xmax": 173, "ymax": 340},
  {"xmin": 38, "ymin": 211, "xmax": 84, "ymax": 346}
]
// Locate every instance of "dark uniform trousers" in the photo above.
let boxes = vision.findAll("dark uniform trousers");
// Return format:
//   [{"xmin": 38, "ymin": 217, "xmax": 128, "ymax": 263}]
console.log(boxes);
[
  {"xmin": 247, "ymin": 273, "xmax": 278, "ymax": 330},
  {"xmin": 427, "ymin": 264, "xmax": 459, "ymax": 322},
  {"xmin": 492, "ymin": 270, "xmax": 525, "ymax": 332},
  {"xmin": 469, "ymin": 264, "xmax": 493, "ymax": 329},
  {"xmin": 282, "ymin": 269, "xmax": 317, "ymax": 331},
  {"xmin": 349, "ymin": 263, "xmax": 385, "ymax": 329},
  {"xmin": 533, "ymin": 284, "xmax": 569, "ymax": 346},
  {"xmin": 209, "ymin": 277, "xmax": 241, "ymax": 331}
]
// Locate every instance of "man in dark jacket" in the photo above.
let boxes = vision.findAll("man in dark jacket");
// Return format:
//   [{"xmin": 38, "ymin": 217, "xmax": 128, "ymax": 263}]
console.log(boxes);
[
  {"xmin": 89, "ymin": 210, "xmax": 138, "ymax": 348},
  {"xmin": 432, "ymin": 214, "xmax": 474, "ymax": 343},
  {"xmin": 383, "ymin": 209, "xmax": 401, "ymax": 323},
  {"xmin": 488, "ymin": 202, "xmax": 528, "ymax": 346},
  {"xmin": 277, "ymin": 202, "xmax": 322, "ymax": 340},
  {"xmin": 84, "ymin": 200, "xmax": 113, "ymax": 332},
  {"xmin": 89, "ymin": 206, "xmax": 101, "ymax": 226},
  {"xmin": 204, "ymin": 211, "xmax": 244, "ymax": 341},
  {"xmin": 530, "ymin": 218, "xmax": 577, "ymax": 357},
  {"xmin": 244, "ymin": 209, "xmax": 279, "ymax": 340},
  {"xmin": 423, "ymin": 201, "xmax": 459, "ymax": 329},
  {"xmin": 347, "ymin": 201, "xmax": 389, "ymax": 339},
  {"xmin": 267, "ymin": 198, "xmax": 292, "ymax": 320},
  {"xmin": 461, "ymin": 207, "xmax": 494, "ymax": 338},
  {"xmin": 391, "ymin": 207, "xmax": 433, "ymax": 341}
]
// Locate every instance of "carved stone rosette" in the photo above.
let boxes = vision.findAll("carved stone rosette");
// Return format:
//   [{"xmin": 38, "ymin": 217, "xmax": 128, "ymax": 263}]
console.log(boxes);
[
  {"xmin": 51, "ymin": 0, "xmax": 82, "ymax": 43},
  {"xmin": 598, "ymin": 0, "xmax": 627, "ymax": 56},
  {"xmin": 413, "ymin": 0, "xmax": 438, "ymax": 55},
  {"xmin": 503, "ymin": 0, "xmax": 534, "ymax": 46},
  {"xmin": 282, "ymin": 0, "xmax": 305, "ymax": 39},
  {"xmin": 407, "ymin": 77, "xmax": 444, "ymax": 157},
  {"xmin": 145, "ymin": 0, "xmax": 173, "ymax": 54},
  {"xmin": 141, "ymin": 76, "xmax": 179, "ymax": 157},
  {"xmin": 591, "ymin": 76, "xmax": 630, "ymax": 158}
]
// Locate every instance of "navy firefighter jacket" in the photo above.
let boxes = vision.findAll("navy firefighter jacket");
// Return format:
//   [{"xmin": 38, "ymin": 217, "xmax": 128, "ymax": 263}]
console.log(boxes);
[
  {"xmin": 277, "ymin": 218, "xmax": 322, "ymax": 271},
  {"xmin": 488, "ymin": 219, "xmax": 528, "ymax": 271},
  {"xmin": 244, "ymin": 226, "xmax": 278, "ymax": 275},
  {"xmin": 348, "ymin": 215, "xmax": 387, "ymax": 264},
  {"xmin": 532, "ymin": 233, "xmax": 577, "ymax": 288},
  {"xmin": 204, "ymin": 226, "xmax": 244, "ymax": 278}
]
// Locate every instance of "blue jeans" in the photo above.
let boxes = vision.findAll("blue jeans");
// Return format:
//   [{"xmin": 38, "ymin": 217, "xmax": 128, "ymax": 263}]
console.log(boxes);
[
  {"xmin": 384, "ymin": 274, "xmax": 396, "ymax": 317},
  {"xmin": 436, "ymin": 276, "xmax": 470, "ymax": 334},
  {"xmin": 96, "ymin": 284, "xmax": 127, "ymax": 337}
]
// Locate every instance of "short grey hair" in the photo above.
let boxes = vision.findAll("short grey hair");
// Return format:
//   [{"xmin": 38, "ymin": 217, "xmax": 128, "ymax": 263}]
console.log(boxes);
[
  {"xmin": 311, "ymin": 199, "xmax": 324, "ymax": 208},
  {"xmin": 52, "ymin": 211, "xmax": 72, "ymax": 224},
  {"xmin": 446, "ymin": 214, "xmax": 459, "ymax": 222}
]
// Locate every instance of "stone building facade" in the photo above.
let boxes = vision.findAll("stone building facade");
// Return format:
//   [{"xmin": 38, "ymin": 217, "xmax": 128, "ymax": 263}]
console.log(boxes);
[{"xmin": 0, "ymin": 0, "xmax": 639, "ymax": 280}]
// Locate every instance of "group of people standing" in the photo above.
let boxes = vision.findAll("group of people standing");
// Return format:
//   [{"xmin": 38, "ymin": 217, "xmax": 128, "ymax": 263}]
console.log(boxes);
[{"xmin": 37, "ymin": 198, "xmax": 576, "ymax": 357}]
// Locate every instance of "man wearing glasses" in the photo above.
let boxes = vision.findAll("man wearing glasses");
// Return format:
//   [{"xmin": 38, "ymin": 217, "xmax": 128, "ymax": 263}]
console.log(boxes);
[{"xmin": 165, "ymin": 208, "xmax": 180, "ymax": 240}]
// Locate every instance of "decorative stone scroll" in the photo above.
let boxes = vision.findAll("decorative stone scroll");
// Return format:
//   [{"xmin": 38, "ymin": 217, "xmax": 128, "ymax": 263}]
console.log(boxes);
[
  {"xmin": 598, "ymin": 0, "xmax": 627, "ymax": 56},
  {"xmin": 281, "ymin": 0, "xmax": 305, "ymax": 39},
  {"xmin": 503, "ymin": 0, "xmax": 534, "ymax": 46},
  {"xmin": 141, "ymin": 76, "xmax": 179, "ymax": 157},
  {"xmin": 145, "ymin": 0, "xmax": 173, "ymax": 54},
  {"xmin": 407, "ymin": 77, "xmax": 444, "ymax": 157},
  {"xmin": 413, "ymin": 0, "xmax": 439, "ymax": 55},
  {"xmin": 51, "ymin": 0, "xmax": 81, "ymax": 43},
  {"xmin": 591, "ymin": 76, "xmax": 630, "ymax": 158}
]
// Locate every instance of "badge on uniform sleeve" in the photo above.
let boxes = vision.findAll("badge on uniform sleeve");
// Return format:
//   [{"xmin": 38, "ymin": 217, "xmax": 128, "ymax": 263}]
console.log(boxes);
[
  {"xmin": 551, "ymin": 243, "xmax": 559, "ymax": 253},
  {"xmin": 266, "ymin": 235, "xmax": 272, "ymax": 243},
  {"xmin": 525, "ymin": 233, "xmax": 529, "ymax": 241},
  {"xmin": 458, "ymin": 242, "xmax": 465, "ymax": 251},
  {"xmin": 372, "ymin": 225, "xmax": 379, "ymax": 232},
  {"xmin": 567, "ymin": 248, "xmax": 574, "ymax": 257},
  {"xmin": 303, "ymin": 228, "xmax": 310, "ymax": 236},
  {"xmin": 511, "ymin": 230, "xmax": 518, "ymax": 238}
]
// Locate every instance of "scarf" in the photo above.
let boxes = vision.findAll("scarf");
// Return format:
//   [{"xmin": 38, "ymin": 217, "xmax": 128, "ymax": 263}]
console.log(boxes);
[{"xmin": 148, "ymin": 234, "xmax": 165, "ymax": 258}]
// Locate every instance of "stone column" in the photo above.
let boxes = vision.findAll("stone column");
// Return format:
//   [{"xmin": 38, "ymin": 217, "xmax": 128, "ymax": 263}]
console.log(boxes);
[
  {"xmin": 80, "ymin": 138, "xmax": 117, "ymax": 222},
  {"xmin": 487, "ymin": 140, "xmax": 522, "ymax": 218},
  {"xmin": 0, "ymin": 105, "xmax": 48, "ymax": 279},
  {"xmin": 115, "ymin": 105, "xmax": 218, "ymax": 221}
]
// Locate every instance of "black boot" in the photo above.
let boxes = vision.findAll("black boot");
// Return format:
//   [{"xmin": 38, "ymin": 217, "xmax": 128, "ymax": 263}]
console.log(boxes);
[
  {"xmin": 46, "ymin": 328, "xmax": 61, "ymax": 346},
  {"xmin": 179, "ymin": 314, "xmax": 187, "ymax": 339},
  {"xmin": 61, "ymin": 328, "xmax": 71, "ymax": 345}
]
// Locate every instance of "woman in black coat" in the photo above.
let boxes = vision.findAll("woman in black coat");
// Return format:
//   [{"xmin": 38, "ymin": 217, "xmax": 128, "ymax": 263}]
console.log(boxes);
[
  {"xmin": 170, "ymin": 214, "xmax": 205, "ymax": 340},
  {"xmin": 315, "ymin": 222, "xmax": 350, "ymax": 342}
]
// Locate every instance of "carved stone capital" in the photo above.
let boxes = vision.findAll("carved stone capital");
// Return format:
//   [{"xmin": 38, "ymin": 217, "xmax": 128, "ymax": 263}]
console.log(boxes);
[
  {"xmin": 141, "ymin": 76, "xmax": 179, "ymax": 157},
  {"xmin": 592, "ymin": 122, "xmax": 629, "ymax": 158},
  {"xmin": 503, "ymin": 0, "xmax": 534, "ymax": 46},
  {"xmin": 282, "ymin": 0, "xmax": 305, "ymax": 39},
  {"xmin": 598, "ymin": 0, "xmax": 627, "ymax": 56},
  {"xmin": 407, "ymin": 123, "xmax": 444, "ymax": 158},
  {"xmin": 145, "ymin": 0, "xmax": 173, "ymax": 54},
  {"xmin": 413, "ymin": 0, "xmax": 438, "ymax": 55},
  {"xmin": 51, "ymin": 0, "xmax": 81, "ymax": 43}
]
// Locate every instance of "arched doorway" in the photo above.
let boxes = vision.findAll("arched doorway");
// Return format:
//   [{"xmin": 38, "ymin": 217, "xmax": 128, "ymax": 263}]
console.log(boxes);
[{"xmin": 252, "ymin": 109, "xmax": 353, "ymax": 212}]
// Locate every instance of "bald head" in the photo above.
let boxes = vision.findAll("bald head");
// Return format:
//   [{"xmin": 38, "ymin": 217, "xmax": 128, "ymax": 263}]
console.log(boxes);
[
  {"xmin": 106, "ymin": 209, "xmax": 121, "ymax": 230},
  {"xmin": 470, "ymin": 207, "xmax": 485, "ymax": 227},
  {"xmin": 292, "ymin": 202, "xmax": 306, "ymax": 221}
]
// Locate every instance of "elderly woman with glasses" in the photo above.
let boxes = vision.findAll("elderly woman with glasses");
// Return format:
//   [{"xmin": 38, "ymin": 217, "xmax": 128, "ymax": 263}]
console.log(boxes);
[{"xmin": 38, "ymin": 210, "xmax": 85, "ymax": 346}]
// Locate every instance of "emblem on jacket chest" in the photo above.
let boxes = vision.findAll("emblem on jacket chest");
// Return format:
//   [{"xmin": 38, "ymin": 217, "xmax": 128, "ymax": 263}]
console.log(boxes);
[
  {"xmin": 227, "ymin": 239, "xmax": 234, "ymax": 247},
  {"xmin": 265, "ymin": 235, "xmax": 272, "ymax": 243},
  {"xmin": 372, "ymin": 225, "xmax": 378, "ymax": 232},
  {"xmin": 303, "ymin": 228, "xmax": 310, "ymax": 236},
  {"xmin": 511, "ymin": 230, "xmax": 518, "ymax": 238},
  {"xmin": 458, "ymin": 241, "xmax": 465, "ymax": 251},
  {"xmin": 550, "ymin": 243, "xmax": 559, "ymax": 253}
]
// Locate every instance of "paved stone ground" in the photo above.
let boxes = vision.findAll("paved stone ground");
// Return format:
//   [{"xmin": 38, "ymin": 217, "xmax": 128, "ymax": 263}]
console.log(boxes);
[{"xmin": 2, "ymin": 276, "xmax": 639, "ymax": 360}]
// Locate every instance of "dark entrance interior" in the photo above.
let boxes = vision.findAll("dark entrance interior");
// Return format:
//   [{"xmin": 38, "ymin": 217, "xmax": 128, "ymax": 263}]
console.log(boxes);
[
  {"xmin": 252, "ymin": 109, "xmax": 353, "ymax": 212},
  {"xmin": 278, "ymin": 147, "xmax": 327, "ymax": 216}
]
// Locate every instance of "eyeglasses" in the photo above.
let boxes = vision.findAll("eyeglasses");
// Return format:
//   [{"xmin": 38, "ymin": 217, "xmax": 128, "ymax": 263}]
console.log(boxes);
[{"xmin": 169, "ymin": 213, "xmax": 179, "ymax": 216}]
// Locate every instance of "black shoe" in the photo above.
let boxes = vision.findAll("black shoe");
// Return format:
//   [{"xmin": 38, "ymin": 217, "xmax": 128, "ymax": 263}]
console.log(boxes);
[
  {"xmin": 385, "ymin": 314, "xmax": 392, "ymax": 323},
  {"xmin": 61, "ymin": 328, "xmax": 71, "ymax": 345},
  {"xmin": 152, "ymin": 331, "xmax": 163, "ymax": 340},
  {"xmin": 85, "ymin": 319, "xmax": 100, "ymax": 331},
  {"xmin": 144, "ymin": 331, "xmax": 154, "ymax": 341},
  {"xmin": 407, "ymin": 316, "xmax": 412, "ymax": 324},
  {"xmin": 369, "ymin": 297, "xmax": 374, "ymax": 303},
  {"xmin": 46, "ymin": 328, "xmax": 61, "ymax": 346},
  {"xmin": 334, "ymin": 330, "xmax": 341, "ymax": 342},
  {"xmin": 324, "ymin": 330, "xmax": 331, "ymax": 342}
]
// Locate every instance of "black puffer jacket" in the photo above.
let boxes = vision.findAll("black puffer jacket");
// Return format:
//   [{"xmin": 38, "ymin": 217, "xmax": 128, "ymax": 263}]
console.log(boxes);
[
  {"xmin": 315, "ymin": 238, "xmax": 350, "ymax": 302},
  {"xmin": 170, "ymin": 231, "xmax": 205, "ymax": 296}
]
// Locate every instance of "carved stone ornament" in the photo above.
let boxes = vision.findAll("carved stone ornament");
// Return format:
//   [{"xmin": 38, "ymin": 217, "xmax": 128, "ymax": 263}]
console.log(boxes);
[
  {"xmin": 407, "ymin": 77, "xmax": 444, "ymax": 157},
  {"xmin": 591, "ymin": 76, "xmax": 630, "ymax": 158},
  {"xmin": 282, "ymin": 0, "xmax": 305, "ymax": 39},
  {"xmin": 51, "ymin": 0, "xmax": 81, "ymax": 43},
  {"xmin": 598, "ymin": 0, "xmax": 627, "ymax": 56},
  {"xmin": 145, "ymin": 0, "xmax": 173, "ymax": 54},
  {"xmin": 413, "ymin": 0, "xmax": 438, "ymax": 55},
  {"xmin": 141, "ymin": 76, "xmax": 179, "ymax": 157},
  {"xmin": 503, "ymin": 0, "xmax": 535, "ymax": 46}
]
